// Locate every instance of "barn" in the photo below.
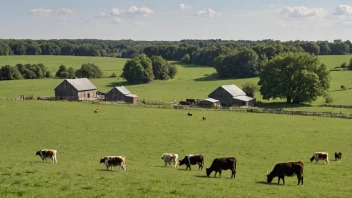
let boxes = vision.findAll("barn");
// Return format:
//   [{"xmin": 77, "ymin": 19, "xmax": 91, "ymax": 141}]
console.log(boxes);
[
  {"xmin": 54, "ymin": 78, "xmax": 97, "ymax": 100},
  {"xmin": 105, "ymin": 86, "xmax": 138, "ymax": 104},
  {"xmin": 208, "ymin": 84, "xmax": 255, "ymax": 107}
]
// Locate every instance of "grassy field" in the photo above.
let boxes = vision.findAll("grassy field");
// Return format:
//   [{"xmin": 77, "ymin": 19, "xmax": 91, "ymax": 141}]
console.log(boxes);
[
  {"xmin": 0, "ymin": 55, "xmax": 351, "ymax": 106},
  {"xmin": 0, "ymin": 100, "xmax": 351, "ymax": 197}
]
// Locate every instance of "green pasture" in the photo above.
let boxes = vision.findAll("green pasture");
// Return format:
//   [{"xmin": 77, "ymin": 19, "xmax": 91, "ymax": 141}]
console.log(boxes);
[
  {"xmin": 0, "ymin": 55, "xmax": 351, "ymax": 107},
  {"xmin": 0, "ymin": 100, "xmax": 351, "ymax": 197}
]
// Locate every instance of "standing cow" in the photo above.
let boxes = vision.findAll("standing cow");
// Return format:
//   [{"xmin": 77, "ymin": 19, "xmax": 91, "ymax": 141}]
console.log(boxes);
[
  {"xmin": 310, "ymin": 152, "xmax": 329, "ymax": 164},
  {"xmin": 206, "ymin": 157, "xmax": 236, "ymax": 178},
  {"xmin": 161, "ymin": 153, "xmax": 178, "ymax": 168},
  {"xmin": 335, "ymin": 152, "xmax": 342, "ymax": 161},
  {"xmin": 100, "ymin": 156, "xmax": 126, "ymax": 171},
  {"xmin": 179, "ymin": 154, "xmax": 204, "ymax": 171},
  {"xmin": 266, "ymin": 161, "xmax": 304, "ymax": 185},
  {"xmin": 35, "ymin": 149, "xmax": 57, "ymax": 163}
]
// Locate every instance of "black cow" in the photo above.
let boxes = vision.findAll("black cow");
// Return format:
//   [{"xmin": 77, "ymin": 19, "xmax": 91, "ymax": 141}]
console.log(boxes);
[
  {"xmin": 202, "ymin": 116, "xmax": 206, "ymax": 120},
  {"xmin": 206, "ymin": 157, "xmax": 236, "ymax": 178},
  {"xmin": 188, "ymin": 113, "xmax": 192, "ymax": 116},
  {"xmin": 335, "ymin": 152, "xmax": 342, "ymax": 161},
  {"xmin": 179, "ymin": 154, "xmax": 204, "ymax": 171},
  {"xmin": 267, "ymin": 161, "xmax": 304, "ymax": 185}
]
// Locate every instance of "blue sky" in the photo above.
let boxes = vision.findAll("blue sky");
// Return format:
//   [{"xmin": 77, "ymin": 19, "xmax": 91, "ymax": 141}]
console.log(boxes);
[{"xmin": 1, "ymin": 0, "xmax": 352, "ymax": 41}]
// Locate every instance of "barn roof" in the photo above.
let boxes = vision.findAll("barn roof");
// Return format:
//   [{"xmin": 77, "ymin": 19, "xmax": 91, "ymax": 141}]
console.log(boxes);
[
  {"xmin": 233, "ymin": 95, "xmax": 255, "ymax": 102},
  {"xmin": 203, "ymin": 98, "xmax": 219, "ymax": 103},
  {"xmin": 115, "ymin": 86, "xmax": 131, "ymax": 95},
  {"xmin": 65, "ymin": 78, "xmax": 96, "ymax": 91},
  {"xmin": 221, "ymin": 85, "xmax": 246, "ymax": 97},
  {"xmin": 125, "ymin": 93, "xmax": 138, "ymax": 97}
]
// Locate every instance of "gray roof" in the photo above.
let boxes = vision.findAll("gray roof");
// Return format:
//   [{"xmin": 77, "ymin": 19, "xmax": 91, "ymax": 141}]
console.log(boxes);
[
  {"xmin": 115, "ymin": 86, "xmax": 131, "ymax": 95},
  {"xmin": 125, "ymin": 94, "xmax": 138, "ymax": 97},
  {"xmin": 65, "ymin": 78, "xmax": 96, "ymax": 91},
  {"xmin": 233, "ymin": 95, "xmax": 255, "ymax": 102},
  {"xmin": 203, "ymin": 98, "xmax": 219, "ymax": 103},
  {"xmin": 221, "ymin": 85, "xmax": 246, "ymax": 97}
]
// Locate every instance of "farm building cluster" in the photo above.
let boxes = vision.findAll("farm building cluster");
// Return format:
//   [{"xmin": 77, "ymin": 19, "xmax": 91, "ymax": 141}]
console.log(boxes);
[
  {"xmin": 54, "ymin": 79, "xmax": 255, "ymax": 107},
  {"xmin": 54, "ymin": 78, "xmax": 138, "ymax": 104}
]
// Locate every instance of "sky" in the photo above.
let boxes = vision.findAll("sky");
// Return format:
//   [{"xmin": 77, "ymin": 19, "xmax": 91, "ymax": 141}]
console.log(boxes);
[{"xmin": 1, "ymin": 0, "xmax": 352, "ymax": 41}]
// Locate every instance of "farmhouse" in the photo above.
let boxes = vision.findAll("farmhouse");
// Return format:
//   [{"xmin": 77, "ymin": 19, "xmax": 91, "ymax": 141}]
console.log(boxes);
[
  {"xmin": 208, "ymin": 85, "xmax": 255, "ymax": 107},
  {"xmin": 105, "ymin": 86, "xmax": 138, "ymax": 104},
  {"xmin": 54, "ymin": 78, "xmax": 97, "ymax": 100}
]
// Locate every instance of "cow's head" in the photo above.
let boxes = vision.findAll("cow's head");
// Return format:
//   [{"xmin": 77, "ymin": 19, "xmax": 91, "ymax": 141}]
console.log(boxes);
[
  {"xmin": 266, "ymin": 174, "xmax": 274, "ymax": 183},
  {"xmin": 35, "ymin": 151, "xmax": 40, "ymax": 156},
  {"xmin": 206, "ymin": 168, "xmax": 211, "ymax": 177},
  {"xmin": 309, "ymin": 156, "xmax": 315, "ymax": 162},
  {"xmin": 179, "ymin": 159, "xmax": 186, "ymax": 166},
  {"xmin": 161, "ymin": 154, "xmax": 165, "ymax": 160},
  {"xmin": 100, "ymin": 158, "xmax": 105, "ymax": 163}
]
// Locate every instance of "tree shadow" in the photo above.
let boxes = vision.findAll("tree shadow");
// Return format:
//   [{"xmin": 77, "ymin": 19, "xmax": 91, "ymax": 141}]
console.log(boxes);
[
  {"xmin": 255, "ymin": 102, "xmax": 314, "ymax": 109},
  {"xmin": 171, "ymin": 61, "xmax": 213, "ymax": 68},
  {"xmin": 105, "ymin": 81, "xmax": 132, "ymax": 88},
  {"xmin": 194, "ymin": 73, "xmax": 219, "ymax": 82}
]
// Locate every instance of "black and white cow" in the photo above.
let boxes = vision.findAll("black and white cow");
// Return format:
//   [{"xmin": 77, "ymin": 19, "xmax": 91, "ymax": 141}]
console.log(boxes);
[{"xmin": 179, "ymin": 154, "xmax": 204, "ymax": 171}]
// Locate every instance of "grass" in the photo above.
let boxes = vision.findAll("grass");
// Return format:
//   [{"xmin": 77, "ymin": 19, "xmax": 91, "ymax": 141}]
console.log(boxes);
[
  {"xmin": 0, "ymin": 55, "xmax": 351, "ymax": 106},
  {"xmin": 0, "ymin": 100, "xmax": 351, "ymax": 197}
]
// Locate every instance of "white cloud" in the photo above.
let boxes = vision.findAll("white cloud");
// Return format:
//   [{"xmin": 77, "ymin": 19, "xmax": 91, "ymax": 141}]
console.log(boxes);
[
  {"xmin": 109, "ymin": 6, "xmax": 153, "ymax": 17},
  {"xmin": 96, "ymin": 12, "xmax": 108, "ymax": 18},
  {"xmin": 30, "ymin": 8, "xmax": 52, "ymax": 16},
  {"xmin": 333, "ymin": 5, "xmax": 352, "ymax": 16},
  {"xmin": 133, "ymin": 21, "xmax": 143, "ymax": 25},
  {"xmin": 280, "ymin": 6, "xmax": 325, "ymax": 19},
  {"xmin": 178, "ymin": 4, "xmax": 192, "ymax": 11},
  {"xmin": 112, "ymin": 18, "xmax": 123, "ymax": 24},
  {"xmin": 57, "ymin": 8, "xmax": 73, "ymax": 16},
  {"xmin": 194, "ymin": 9, "xmax": 221, "ymax": 17}
]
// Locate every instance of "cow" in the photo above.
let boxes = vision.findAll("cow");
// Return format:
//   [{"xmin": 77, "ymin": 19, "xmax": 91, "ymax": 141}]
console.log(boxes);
[
  {"xmin": 335, "ymin": 152, "xmax": 342, "ymax": 161},
  {"xmin": 35, "ymin": 149, "xmax": 57, "ymax": 163},
  {"xmin": 100, "ymin": 156, "xmax": 126, "ymax": 171},
  {"xmin": 179, "ymin": 154, "xmax": 204, "ymax": 171},
  {"xmin": 266, "ymin": 161, "xmax": 304, "ymax": 185},
  {"xmin": 202, "ymin": 117, "xmax": 206, "ymax": 120},
  {"xmin": 310, "ymin": 152, "xmax": 329, "ymax": 164},
  {"xmin": 206, "ymin": 157, "xmax": 236, "ymax": 178},
  {"xmin": 94, "ymin": 109, "xmax": 100, "ymax": 113},
  {"xmin": 161, "ymin": 153, "xmax": 178, "ymax": 168},
  {"xmin": 188, "ymin": 113, "xmax": 192, "ymax": 116}
]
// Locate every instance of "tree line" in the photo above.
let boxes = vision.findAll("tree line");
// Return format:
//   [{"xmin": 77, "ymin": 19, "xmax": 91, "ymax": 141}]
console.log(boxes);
[{"xmin": 0, "ymin": 63, "xmax": 51, "ymax": 80}]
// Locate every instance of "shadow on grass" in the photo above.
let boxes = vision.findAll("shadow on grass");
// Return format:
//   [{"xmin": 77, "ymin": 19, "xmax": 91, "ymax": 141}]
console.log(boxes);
[
  {"xmin": 194, "ymin": 73, "xmax": 219, "ymax": 82},
  {"xmin": 105, "ymin": 81, "xmax": 131, "ymax": 88},
  {"xmin": 171, "ymin": 61, "xmax": 212, "ymax": 68},
  {"xmin": 255, "ymin": 102, "xmax": 314, "ymax": 109},
  {"xmin": 194, "ymin": 175, "xmax": 234, "ymax": 179},
  {"xmin": 255, "ymin": 181, "xmax": 281, "ymax": 186}
]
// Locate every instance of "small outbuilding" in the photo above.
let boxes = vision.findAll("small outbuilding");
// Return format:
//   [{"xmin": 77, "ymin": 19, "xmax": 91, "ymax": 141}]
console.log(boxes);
[
  {"xmin": 201, "ymin": 98, "xmax": 221, "ymax": 108},
  {"xmin": 54, "ymin": 78, "xmax": 97, "ymax": 100},
  {"xmin": 105, "ymin": 86, "xmax": 138, "ymax": 104},
  {"xmin": 208, "ymin": 84, "xmax": 256, "ymax": 106}
]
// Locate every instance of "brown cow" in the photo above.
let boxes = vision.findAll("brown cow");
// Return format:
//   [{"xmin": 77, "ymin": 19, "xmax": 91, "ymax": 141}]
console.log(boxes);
[
  {"xmin": 310, "ymin": 152, "xmax": 329, "ymax": 164},
  {"xmin": 35, "ymin": 149, "xmax": 57, "ymax": 163},
  {"xmin": 100, "ymin": 156, "xmax": 126, "ymax": 171},
  {"xmin": 335, "ymin": 152, "xmax": 342, "ymax": 161},
  {"xmin": 267, "ymin": 161, "xmax": 304, "ymax": 185},
  {"xmin": 206, "ymin": 157, "xmax": 236, "ymax": 178}
]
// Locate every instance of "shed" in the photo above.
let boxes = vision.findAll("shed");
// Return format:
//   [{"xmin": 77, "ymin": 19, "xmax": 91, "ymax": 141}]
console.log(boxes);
[
  {"xmin": 201, "ymin": 98, "xmax": 220, "ymax": 108},
  {"xmin": 105, "ymin": 86, "xmax": 131, "ymax": 101},
  {"xmin": 208, "ymin": 84, "xmax": 255, "ymax": 106},
  {"xmin": 124, "ymin": 94, "xmax": 138, "ymax": 104},
  {"xmin": 54, "ymin": 78, "xmax": 97, "ymax": 100}
]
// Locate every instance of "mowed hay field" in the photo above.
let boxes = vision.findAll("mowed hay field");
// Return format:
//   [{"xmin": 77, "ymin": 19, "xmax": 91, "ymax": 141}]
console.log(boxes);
[
  {"xmin": 0, "ymin": 55, "xmax": 351, "ymax": 105},
  {"xmin": 0, "ymin": 100, "xmax": 352, "ymax": 197}
]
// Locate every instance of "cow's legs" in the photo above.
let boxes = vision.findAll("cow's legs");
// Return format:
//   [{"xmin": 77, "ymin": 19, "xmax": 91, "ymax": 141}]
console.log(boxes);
[
  {"xmin": 214, "ymin": 171, "xmax": 218, "ymax": 177},
  {"xmin": 278, "ymin": 177, "xmax": 281, "ymax": 184},
  {"xmin": 301, "ymin": 176, "xmax": 304, "ymax": 185},
  {"xmin": 282, "ymin": 177, "xmax": 285, "ymax": 185},
  {"xmin": 218, "ymin": 170, "xmax": 222, "ymax": 178},
  {"xmin": 232, "ymin": 170, "xmax": 236, "ymax": 178}
]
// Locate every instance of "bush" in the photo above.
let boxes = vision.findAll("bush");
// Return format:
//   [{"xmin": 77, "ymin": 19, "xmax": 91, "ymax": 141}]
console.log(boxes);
[
  {"xmin": 241, "ymin": 82, "xmax": 259, "ymax": 97},
  {"xmin": 0, "ymin": 65, "xmax": 23, "ymax": 80},
  {"xmin": 110, "ymin": 73, "xmax": 117, "ymax": 78},
  {"xmin": 168, "ymin": 65, "xmax": 177, "ymax": 79},
  {"xmin": 341, "ymin": 85, "xmax": 346, "ymax": 90},
  {"xmin": 324, "ymin": 93, "xmax": 333, "ymax": 104},
  {"xmin": 181, "ymin": 54, "xmax": 190, "ymax": 63},
  {"xmin": 121, "ymin": 54, "xmax": 154, "ymax": 84},
  {"xmin": 341, "ymin": 62, "xmax": 347, "ymax": 68},
  {"xmin": 75, "ymin": 63, "xmax": 103, "ymax": 78}
]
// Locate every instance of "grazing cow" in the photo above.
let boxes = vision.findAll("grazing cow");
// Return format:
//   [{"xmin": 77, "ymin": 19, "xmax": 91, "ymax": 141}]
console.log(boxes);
[
  {"xmin": 94, "ymin": 109, "xmax": 100, "ymax": 113},
  {"xmin": 206, "ymin": 157, "xmax": 236, "ymax": 178},
  {"xmin": 310, "ymin": 152, "xmax": 329, "ymax": 164},
  {"xmin": 188, "ymin": 113, "xmax": 192, "ymax": 116},
  {"xmin": 267, "ymin": 161, "xmax": 304, "ymax": 185},
  {"xmin": 335, "ymin": 152, "xmax": 342, "ymax": 161},
  {"xmin": 179, "ymin": 154, "xmax": 204, "ymax": 171},
  {"xmin": 35, "ymin": 149, "xmax": 57, "ymax": 163},
  {"xmin": 100, "ymin": 156, "xmax": 126, "ymax": 171},
  {"xmin": 202, "ymin": 117, "xmax": 206, "ymax": 120},
  {"xmin": 161, "ymin": 153, "xmax": 178, "ymax": 168}
]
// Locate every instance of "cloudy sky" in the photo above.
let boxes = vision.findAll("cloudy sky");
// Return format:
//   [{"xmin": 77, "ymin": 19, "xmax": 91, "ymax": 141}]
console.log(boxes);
[{"xmin": 1, "ymin": 0, "xmax": 352, "ymax": 41}]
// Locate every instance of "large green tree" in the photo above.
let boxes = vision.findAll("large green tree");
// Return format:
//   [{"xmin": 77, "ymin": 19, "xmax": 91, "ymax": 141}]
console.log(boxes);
[
  {"xmin": 258, "ymin": 52, "xmax": 331, "ymax": 103},
  {"xmin": 151, "ymin": 56, "xmax": 170, "ymax": 80},
  {"xmin": 75, "ymin": 63, "xmax": 103, "ymax": 78},
  {"xmin": 121, "ymin": 54, "xmax": 154, "ymax": 84}
]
